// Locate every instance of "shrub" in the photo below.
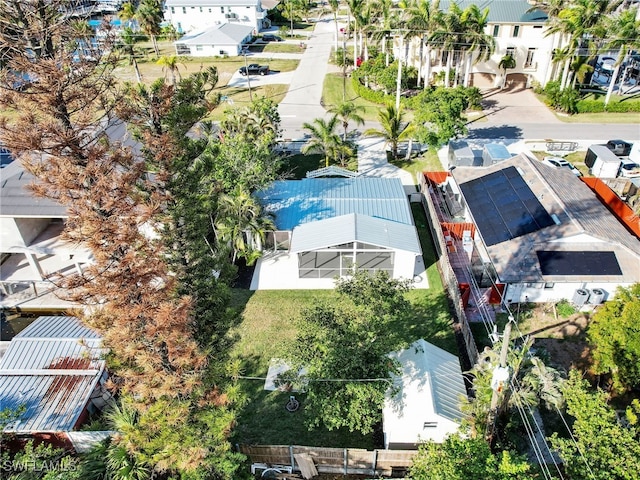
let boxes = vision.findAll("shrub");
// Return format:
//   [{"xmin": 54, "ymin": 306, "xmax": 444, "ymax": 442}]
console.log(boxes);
[{"xmin": 556, "ymin": 299, "xmax": 576, "ymax": 318}]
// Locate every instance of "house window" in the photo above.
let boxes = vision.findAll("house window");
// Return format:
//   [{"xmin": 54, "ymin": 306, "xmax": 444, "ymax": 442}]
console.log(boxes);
[
  {"xmin": 182, "ymin": 7, "xmax": 186, "ymax": 13},
  {"xmin": 506, "ymin": 47, "xmax": 515, "ymax": 58},
  {"xmin": 492, "ymin": 25, "xmax": 499, "ymax": 37},
  {"xmin": 525, "ymin": 48, "xmax": 536, "ymax": 68},
  {"xmin": 512, "ymin": 25, "xmax": 520, "ymax": 37},
  {"xmin": 545, "ymin": 282, "xmax": 555, "ymax": 288},
  {"xmin": 219, "ymin": 49, "xmax": 226, "ymax": 55},
  {"xmin": 199, "ymin": 7, "xmax": 202, "ymax": 12},
  {"xmin": 209, "ymin": 8, "xmax": 212, "ymax": 12},
  {"xmin": 170, "ymin": 7, "xmax": 174, "ymax": 14},
  {"xmin": 195, "ymin": 45, "xmax": 203, "ymax": 51},
  {"xmin": 220, "ymin": 7, "xmax": 224, "ymax": 12},
  {"xmin": 533, "ymin": 25, "xmax": 543, "ymax": 29}
]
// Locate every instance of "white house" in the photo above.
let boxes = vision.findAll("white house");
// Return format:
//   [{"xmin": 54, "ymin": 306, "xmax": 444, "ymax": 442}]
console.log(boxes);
[
  {"xmin": 175, "ymin": 22, "xmax": 255, "ymax": 56},
  {"xmin": 0, "ymin": 162, "xmax": 92, "ymax": 306},
  {"xmin": 444, "ymin": 153, "xmax": 640, "ymax": 304},
  {"xmin": 383, "ymin": 339, "xmax": 467, "ymax": 448},
  {"xmin": 251, "ymin": 175, "xmax": 424, "ymax": 289},
  {"xmin": 400, "ymin": 0, "xmax": 561, "ymax": 89},
  {"xmin": 164, "ymin": 0, "xmax": 268, "ymax": 34}
]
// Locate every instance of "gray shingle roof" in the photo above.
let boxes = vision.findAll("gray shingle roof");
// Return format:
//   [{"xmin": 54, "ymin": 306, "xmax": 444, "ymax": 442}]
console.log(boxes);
[
  {"xmin": 0, "ymin": 163, "xmax": 67, "ymax": 218},
  {"xmin": 451, "ymin": 154, "xmax": 640, "ymax": 283},
  {"xmin": 175, "ymin": 22, "xmax": 255, "ymax": 46}
]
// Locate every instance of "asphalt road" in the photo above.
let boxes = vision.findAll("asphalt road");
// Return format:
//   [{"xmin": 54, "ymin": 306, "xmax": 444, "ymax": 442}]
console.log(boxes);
[{"xmin": 271, "ymin": 15, "xmax": 639, "ymax": 143}]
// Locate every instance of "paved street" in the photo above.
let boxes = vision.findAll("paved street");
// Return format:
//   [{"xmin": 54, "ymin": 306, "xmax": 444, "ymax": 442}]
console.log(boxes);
[{"xmin": 249, "ymin": 15, "xmax": 639, "ymax": 143}]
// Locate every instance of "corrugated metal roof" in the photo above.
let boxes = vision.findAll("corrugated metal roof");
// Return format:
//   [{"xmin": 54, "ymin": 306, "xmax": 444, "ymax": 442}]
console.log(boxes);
[
  {"xmin": 176, "ymin": 22, "xmax": 255, "ymax": 46},
  {"xmin": 0, "ymin": 316, "xmax": 105, "ymax": 433},
  {"xmin": 257, "ymin": 177, "xmax": 413, "ymax": 230},
  {"xmin": 439, "ymin": 0, "xmax": 547, "ymax": 23},
  {"xmin": 166, "ymin": 0, "xmax": 259, "ymax": 7},
  {"xmin": 383, "ymin": 339, "xmax": 467, "ymax": 444},
  {"xmin": 0, "ymin": 163, "xmax": 67, "ymax": 218},
  {"xmin": 289, "ymin": 213, "xmax": 421, "ymax": 254}
]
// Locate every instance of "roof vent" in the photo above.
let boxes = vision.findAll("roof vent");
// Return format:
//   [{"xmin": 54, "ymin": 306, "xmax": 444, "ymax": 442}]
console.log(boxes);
[
  {"xmin": 423, "ymin": 422, "xmax": 438, "ymax": 428},
  {"xmin": 551, "ymin": 214, "xmax": 561, "ymax": 225}
]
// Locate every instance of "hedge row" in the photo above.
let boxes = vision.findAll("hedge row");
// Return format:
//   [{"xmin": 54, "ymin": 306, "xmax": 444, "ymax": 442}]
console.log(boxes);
[
  {"xmin": 576, "ymin": 99, "xmax": 640, "ymax": 113},
  {"xmin": 350, "ymin": 73, "xmax": 393, "ymax": 105}
]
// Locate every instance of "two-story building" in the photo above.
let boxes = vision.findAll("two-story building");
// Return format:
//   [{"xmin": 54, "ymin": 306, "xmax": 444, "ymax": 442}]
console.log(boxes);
[
  {"xmin": 400, "ymin": 0, "xmax": 562, "ymax": 89},
  {"xmin": 163, "ymin": 0, "xmax": 269, "ymax": 34}
]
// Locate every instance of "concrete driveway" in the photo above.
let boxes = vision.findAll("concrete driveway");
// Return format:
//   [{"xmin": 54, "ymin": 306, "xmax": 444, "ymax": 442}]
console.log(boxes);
[{"xmin": 476, "ymin": 87, "xmax": 560, "ymax": 125}]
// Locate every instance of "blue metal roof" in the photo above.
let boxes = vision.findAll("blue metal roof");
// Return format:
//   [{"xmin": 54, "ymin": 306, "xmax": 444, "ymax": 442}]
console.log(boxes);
[{"xmin": 257, "ymin": 177, "xmax": 413, "ymax": 231}]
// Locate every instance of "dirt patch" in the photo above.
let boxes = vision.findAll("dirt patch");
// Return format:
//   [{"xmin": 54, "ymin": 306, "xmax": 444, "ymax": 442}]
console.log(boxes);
[{"xmin": 518, "ymin": 304, "xmax": 594, "ymax": 374}]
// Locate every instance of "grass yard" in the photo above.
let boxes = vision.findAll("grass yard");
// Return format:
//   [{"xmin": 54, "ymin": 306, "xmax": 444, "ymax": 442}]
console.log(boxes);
[
  {"xmin": 206, "ymin": 84, "xmax": 289, "ymax": 121},
  {"xmin": 322, "ymin": 73, "xmax": 384, "ymax": 121},
  {"xmin": 247, "ymin": 42, "xmax": 305, "ymax": 54},
  {"xmin": 228, "ymin": 200, "xmax": 457, "ymax": 447},
  {"xmin": 279, "ymin": 153, "xmax": 358, "ymax": 179},
  {"xmin": 390, "ymin": 148, "xmax": 444, "ymax": 178}
]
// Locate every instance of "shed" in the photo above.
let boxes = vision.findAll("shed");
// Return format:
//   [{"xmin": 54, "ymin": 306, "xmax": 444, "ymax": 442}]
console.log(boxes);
[
  {"xmin": 175, "ymin": 23, "xmax": 255, "ymax": 57},
  {"xmin": 383, "ymin": 339, "xmax": 467, "ymax": 449},
  {"xmin": 0, "ymin": 316, "xmax": 108, "ymax": 434},
  {"xmin": 482, "ymin": 143, "xmax": 512, "ymax": 166},
  {"xmin": 448, "ymin": 140, "xmax": 475, "ymax": 167}
]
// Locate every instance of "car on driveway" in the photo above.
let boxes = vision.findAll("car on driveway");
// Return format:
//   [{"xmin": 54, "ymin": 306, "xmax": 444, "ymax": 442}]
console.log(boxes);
[
  {"xmin": 239, "ymin": 64, "xmax": 270, "ymax": 76},
  {"xmin": 543, "ymin": 156, "xmax": 582, "ymax": 176},
  {"xmin": 262, "ymin": 34, "xmax": 282, "ymax": 42}
]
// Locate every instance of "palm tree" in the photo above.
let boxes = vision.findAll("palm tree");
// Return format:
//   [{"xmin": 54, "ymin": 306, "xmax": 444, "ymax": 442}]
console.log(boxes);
[
  {"xmin": 401, "ymin": 0, "xmax": 440, "ymax": 88},
  {"xmin": 301, "ymin": 116, "xmax": 343, "ymax": 167},
  {"xmin": 328, "ymin": 101, "xmax": 365, "ymax": 141},
  {"xmin": 429, "ymin": 3, "xmax": 464, "ymax": 88},
  {"xmin": 215, "ymin": 187, "xmax": 274, "ymax": 265},
  {"xmin": 119, "ymin": 27, "xmax": 142, "ymax": 83},
  {"xmin": 156, "ymin": 55, "xmax": 184, "ymax": 85},
  {"xmin": 364, "ymin": 104, "xmax": 415, "ymax": 160},
  {"xmin": 368, "ymin": 0, "xmax": 400, "ymax": 67},
  {"xmin": 460, "ymin": 4, "xmax": 495, "ymax": 88},
  {"xmin": 136, "ymin": 0, "xmax": 163, "ymax": 57},
  {"xmin": 328, "ymin": 0, "xmax": 340, "ymax": 55},
  {"xmin": 119, "ymin": 2, "xmax": 137, "ymax": 29},
  {"xmin": 603, "ymin": 7, "xmax": 640, "ymax": 105},
  {"xmin": 346, "ymin": 0, "xmax": 366, "ymax": 64},
  {"xmin": 546, "ymin": 0, "xmax": 621, "ymax": 89},
  {"xmin": 498, "ymin": 54, "xmax": 516, "ymax": 89}
]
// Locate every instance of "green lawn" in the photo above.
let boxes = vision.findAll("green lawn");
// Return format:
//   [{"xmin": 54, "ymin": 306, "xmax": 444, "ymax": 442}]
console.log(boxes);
[
  {"xmin": 228, "ymin": 201, "xmax": 457, "ymax": 447},
  {"xmin": 248, "ymin": 42, "xmax": 305, "ymax": 54},
  {"xmin": 322, "ymin": 73, "xmax": 384, "ymax": 121},
  {"xmin": 390, "ymin": 148, "xmax": 444, "ymax": 179},
  {"xmin": 205, "ymin": 84, "xmax": 289, "ymax": 121}
]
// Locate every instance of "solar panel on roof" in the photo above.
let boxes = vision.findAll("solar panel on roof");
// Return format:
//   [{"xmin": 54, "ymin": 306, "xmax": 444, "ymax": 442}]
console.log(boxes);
[
  {"xmin": 460, "ymin": 166, "xmax": 555, "ymax": 246},
  {"xmin": 536, "ymin": 251, "xmax": 622, "ymax": 276}
]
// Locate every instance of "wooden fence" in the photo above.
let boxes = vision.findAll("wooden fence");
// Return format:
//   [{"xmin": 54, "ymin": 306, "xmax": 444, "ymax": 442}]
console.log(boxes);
[
  {"xmin": 416, "ymin": 172, "xmax": 479, "ymax": 364},
  {"xmin": 239, "ymin": 445, "xmax": 417, "ymax": 477}
]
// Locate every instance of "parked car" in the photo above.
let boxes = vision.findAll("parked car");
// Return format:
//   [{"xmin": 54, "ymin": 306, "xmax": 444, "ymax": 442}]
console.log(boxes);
[
  {"xmin": 619, "ymin": 158, "xmax": 640, "ymax": 178},
  {"xmin": 542, "ymin": 156, "xmax": 582, "ymax": 176},
  {"xmin": 238, "ymin": 64, "xmax": 270, "ymax": 76},
  {"xmin": 0, "ymin": 147, "xmax": 14, "ymax": 168},
  {"xmin": 606, "ymin": 139, "xmax": 632, "ymax": 157},
  {"xmin": 262, "ymin": 34, "xmax": 282, "ymax": 42}
]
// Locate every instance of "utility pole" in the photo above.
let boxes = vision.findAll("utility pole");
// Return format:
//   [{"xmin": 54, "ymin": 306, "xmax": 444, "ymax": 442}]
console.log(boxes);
[
  {"xmin": 243, "ymin": 51, "xmax": 253, "ymax": 102},
  {"xmin": 342, "ymin": 32, "xmax": 347, "ymax": 102},
  {"xmin": 395, "ymin": 38, "xmax": 402, "ymax": 111},
  {"xmin": 486, "ymin": 318, "xmax": 512, "ymax": 447}
]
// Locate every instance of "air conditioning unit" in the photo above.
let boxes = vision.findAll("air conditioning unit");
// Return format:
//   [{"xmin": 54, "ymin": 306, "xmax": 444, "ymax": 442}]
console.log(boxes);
[
  {"xmin": 572, "ymin": 289, "xmax": 590, "ymax": 307},
  {"xmin": 225, "ymin": 12, "xmax": 238, "ymax": 19},
  {"xmin": 589, "ymin": 288, "xmax": 606, "ymax": 305}
]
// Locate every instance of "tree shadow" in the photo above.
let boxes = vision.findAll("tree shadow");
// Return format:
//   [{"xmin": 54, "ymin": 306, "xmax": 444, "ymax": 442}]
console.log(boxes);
[{"xmin": 466, "ymin": 125, "xmax": 524, "ymax": 139}]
